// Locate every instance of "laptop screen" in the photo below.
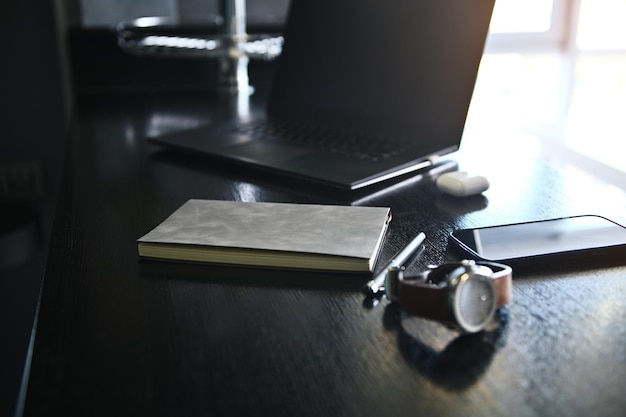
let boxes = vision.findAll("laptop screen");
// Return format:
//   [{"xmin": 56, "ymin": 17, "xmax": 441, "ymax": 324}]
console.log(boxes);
[{"xmin": 268, "ymin": 0, "xmax": 495, "ymax": 152}]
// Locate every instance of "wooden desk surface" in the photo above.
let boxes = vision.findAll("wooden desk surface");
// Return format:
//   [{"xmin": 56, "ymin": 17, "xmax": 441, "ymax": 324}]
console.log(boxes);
[{"xmin": 22, "ymin": 78, "xmax": 626, "ymax": 417}]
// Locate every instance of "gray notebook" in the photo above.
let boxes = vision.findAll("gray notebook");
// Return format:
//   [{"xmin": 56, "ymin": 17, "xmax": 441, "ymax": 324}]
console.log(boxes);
[{"xmin": 138, "ymin": 199, "xmax": 392, "ymax": 272}]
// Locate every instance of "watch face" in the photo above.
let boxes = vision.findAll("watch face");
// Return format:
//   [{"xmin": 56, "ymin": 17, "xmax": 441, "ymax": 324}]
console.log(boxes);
[{"xmin": 453, "ymin": 273, "xmax": 497, "ymax": 333}]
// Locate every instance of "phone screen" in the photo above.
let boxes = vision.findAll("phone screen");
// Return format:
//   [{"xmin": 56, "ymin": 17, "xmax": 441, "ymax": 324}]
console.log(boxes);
[{"xmin": 450, "ymin": 215, "xmax": 626, "ymax": 261}]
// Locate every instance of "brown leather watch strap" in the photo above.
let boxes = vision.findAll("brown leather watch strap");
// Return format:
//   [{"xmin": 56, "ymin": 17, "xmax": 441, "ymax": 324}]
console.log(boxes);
[
  {"xmin": 397, "ymin": 277, "xmax": 453, "ymax": 323},
  {"xmin": 488, "ymin": 262, "xmax": 513, "ymax": 307},
  {"xmin": 396, "ymin": 261, "xmax": 512, "ymax": 323}
]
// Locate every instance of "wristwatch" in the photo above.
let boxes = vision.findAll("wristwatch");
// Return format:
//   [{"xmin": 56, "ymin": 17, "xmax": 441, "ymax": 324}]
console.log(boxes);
[{"xmin": 385, "ymin": 260, "xmax": 512, "ymax": 333}]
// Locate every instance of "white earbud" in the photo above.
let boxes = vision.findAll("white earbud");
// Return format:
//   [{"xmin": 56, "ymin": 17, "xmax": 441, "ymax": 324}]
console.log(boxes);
[{"xmin": 436, "ymin": 171, "xmax": 489, "ymax": 197}]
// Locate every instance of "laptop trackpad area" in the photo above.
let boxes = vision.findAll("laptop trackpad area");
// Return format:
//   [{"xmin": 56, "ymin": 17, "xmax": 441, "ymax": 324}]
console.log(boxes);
[
  {"xmin": 224, "ymin": 140, "xmax": 371, "ymax": 186},
  {"xmin": 224, "ymin": 141, "xmax": 312, "ymax": 164}
]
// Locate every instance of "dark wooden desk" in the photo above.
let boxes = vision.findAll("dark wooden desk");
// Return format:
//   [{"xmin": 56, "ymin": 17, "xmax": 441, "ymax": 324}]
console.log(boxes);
[{"xmin": 22, "ymin": 77, "xmax": 626, "ymax": 417}]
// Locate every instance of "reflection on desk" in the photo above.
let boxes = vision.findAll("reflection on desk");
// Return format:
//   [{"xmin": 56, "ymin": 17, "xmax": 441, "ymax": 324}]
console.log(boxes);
[{"xmin": 384, "ymin": 304, "xmax": 510, "ymax": 391}]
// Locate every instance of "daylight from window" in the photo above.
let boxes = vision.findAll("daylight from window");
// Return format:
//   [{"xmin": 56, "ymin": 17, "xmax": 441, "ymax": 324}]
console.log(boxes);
[
  {"xmin": 489, "ymin": 0, "xmax": 554, "ymax": 33},
  {"xmin": 469, "ymin": 0, "xmax": 626, "ymax": 189}
]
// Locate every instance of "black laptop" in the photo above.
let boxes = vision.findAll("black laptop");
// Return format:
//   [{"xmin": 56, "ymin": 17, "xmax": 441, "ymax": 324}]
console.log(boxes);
[{"xmin": 150, "ymin": 0, "xmax": 496, "ymax": 190}]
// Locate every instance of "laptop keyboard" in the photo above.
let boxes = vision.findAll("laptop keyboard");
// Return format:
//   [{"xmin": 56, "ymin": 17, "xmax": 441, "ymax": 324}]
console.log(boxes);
[{"xmin": 225, "ymin": 120, "xmax": 408, "ymax": 162}]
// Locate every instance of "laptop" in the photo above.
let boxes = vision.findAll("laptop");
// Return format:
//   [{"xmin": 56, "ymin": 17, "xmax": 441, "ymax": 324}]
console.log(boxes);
[{"xmin": 150, "ymin": 0, "xmax": 496, "ymax": 190}]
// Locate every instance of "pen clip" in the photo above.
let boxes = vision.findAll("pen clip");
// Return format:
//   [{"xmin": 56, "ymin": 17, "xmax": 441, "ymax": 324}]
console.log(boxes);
[{"xmin": 362, "ymin": 232, "xmax": 426, "ymax": 297}]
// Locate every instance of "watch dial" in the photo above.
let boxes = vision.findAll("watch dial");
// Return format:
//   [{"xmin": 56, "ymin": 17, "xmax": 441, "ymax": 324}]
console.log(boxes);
[{"xmin": 455, "ymin": 276, "xmax": 497, "ymax": 332}]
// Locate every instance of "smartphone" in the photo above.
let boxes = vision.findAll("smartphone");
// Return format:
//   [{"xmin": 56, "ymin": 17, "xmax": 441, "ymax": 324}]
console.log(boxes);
[{"xmin": 448, "ymin": 215, "xmax": 626, "ymax": 273}]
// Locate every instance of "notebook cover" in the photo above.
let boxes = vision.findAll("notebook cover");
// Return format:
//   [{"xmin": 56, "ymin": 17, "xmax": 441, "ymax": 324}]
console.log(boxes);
[{"xmin": 137, "ymin": 199, "xmax": 391, "ymax": 271}]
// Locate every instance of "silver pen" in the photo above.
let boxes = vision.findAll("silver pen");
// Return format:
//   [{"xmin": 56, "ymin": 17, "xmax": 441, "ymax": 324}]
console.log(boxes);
[{"xmin": 363, "ymin": 232, "xmax": 426, "ymax": 296}]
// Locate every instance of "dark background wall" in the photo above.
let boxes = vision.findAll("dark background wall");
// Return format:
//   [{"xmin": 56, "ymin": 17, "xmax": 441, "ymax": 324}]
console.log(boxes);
[
  {"xmin": 0, "ymin": 1, "xmax": 287, "ymax": 415},
  {"xmin": 0, "ymin": 2, "xmax": 68, "ymax": 417}
]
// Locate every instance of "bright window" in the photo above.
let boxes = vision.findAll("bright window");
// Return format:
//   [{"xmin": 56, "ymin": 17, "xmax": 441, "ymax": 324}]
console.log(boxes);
[
  {"xmin": 472, "ymin": 0, "xmax": 626, "ymax": 189},
  {"xmin": 489, "ymin": 0, "xmax": 554, "ymax": 33},
  {"xmin": 577, "ymin": 0, "xmax": 626, "ymax": 50}
]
